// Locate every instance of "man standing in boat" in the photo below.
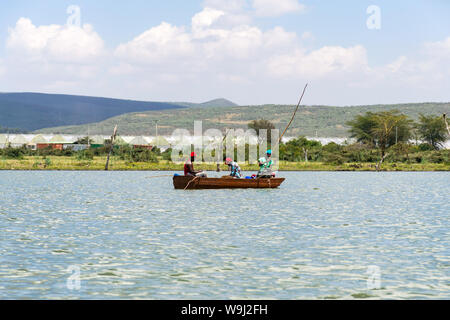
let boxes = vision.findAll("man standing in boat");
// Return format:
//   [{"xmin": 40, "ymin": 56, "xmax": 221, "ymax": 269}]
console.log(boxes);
[
  {"xmin": 257, "ymin": 150, "xmax": 274, "ymax": 178},
  {"xmin": 184, "ymin": 152, "xmax": 207, "ymax": 177}
]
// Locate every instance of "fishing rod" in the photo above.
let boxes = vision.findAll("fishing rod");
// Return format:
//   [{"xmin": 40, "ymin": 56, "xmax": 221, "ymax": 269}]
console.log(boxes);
[
  {"xmin": 146, "ymin": 174, "xmax": 174, "ymax": 179},
  {"xmin": 278, "ymin": 83, "xmax": 309, "ymax": 145}
]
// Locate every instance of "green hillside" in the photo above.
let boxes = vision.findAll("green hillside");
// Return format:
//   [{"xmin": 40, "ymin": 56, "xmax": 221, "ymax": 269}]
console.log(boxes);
[
  {"xmin": 36, "ymin": 102, "xmax": 450, "ymax": 137},
  {"xmin": 175, "ymin": 98, "xmax": 238, "ymax": 108}
]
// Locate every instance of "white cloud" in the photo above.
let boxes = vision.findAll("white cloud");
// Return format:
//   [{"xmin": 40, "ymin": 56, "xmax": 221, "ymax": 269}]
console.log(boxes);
[
  {"xmin": 263, "ymin": 26, "xmax": 297, "ymax": 48},
  {"xmin": 7, "ymin": 18, "xmax": 104, "ymax": 63},
  {"xmin": 301, "ymin": 31, "xmax": 314, "ymax": 41},
  {"xmin": 373, "ymin": 37, "xmax": 450, "ymax": 87},
  {"xmin": 115, "ymin": 7, "xmax": 296, "ymax": 64},
  {"xmin": 192, "ymin": 7, "xmax": 225, "ymax": 31},
  {"xmin": 115, "ymin": 22, "xmax": 194, "ymax": 64},
  {"xmin": 252, "ymin": 0, "xmax": 305, "ymax": 17},
  {"xmin": 425, "ymin": 36, "xmax": 450, "ymax": 55},
  {"xmin": 267, "ymin": 45, "xmax": 369, "ymax": 78},
  {"xmin": 204, "ymin": 0, "xmax": 248, "ymax": 13},
  {"xmin": 2, "ymin": 8, "xmax": 450, "ymax": 106}
]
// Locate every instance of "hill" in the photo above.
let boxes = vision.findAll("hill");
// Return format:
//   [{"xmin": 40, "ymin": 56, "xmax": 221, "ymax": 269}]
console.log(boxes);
[
  {"xmin": 0, "ymin": 92, "xmax": 191, "ymax": 132},
  {"xmin": 35, "ymin": 102, "xmax": 450, "ymax": 137},
  {"xmin": 173, "ymin": 98, "xmax": 238, "ymax": 108}
]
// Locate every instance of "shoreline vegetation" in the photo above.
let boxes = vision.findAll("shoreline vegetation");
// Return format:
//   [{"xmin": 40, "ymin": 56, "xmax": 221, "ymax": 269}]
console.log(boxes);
[
  {"xmin": 1, "ymin": 110, "xmax": 449, "ymax": 172},
  {"xmin": 1, "ymin": 156, "xmax": 448, "ymax": 171}
]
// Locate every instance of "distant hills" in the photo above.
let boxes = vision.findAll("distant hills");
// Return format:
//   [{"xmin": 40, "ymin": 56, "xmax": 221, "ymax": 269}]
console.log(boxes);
[
  {"xmin": 36, "ymin": 101, "xmax": 450, "ymax": 138},
  {"xmin": 0, "ymin": 92, "xmax": 238, "ymax": 132},
  {"xmin": 1, "ymin": 92, "xmax": 448, "ymax": 137},
  {"xmin": 176, "ymin": 98, "xmax": 238, "ymax": 108}
]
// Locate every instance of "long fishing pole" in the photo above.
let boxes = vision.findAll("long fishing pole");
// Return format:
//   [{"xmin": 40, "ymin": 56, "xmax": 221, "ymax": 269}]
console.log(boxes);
[
  {"xmin": 146, "ymin": 174, "xmax": 174, "ymax": 179},
  {"xmin": 278, "ymin": 83, "xmax": 309, "ymax": 145}
]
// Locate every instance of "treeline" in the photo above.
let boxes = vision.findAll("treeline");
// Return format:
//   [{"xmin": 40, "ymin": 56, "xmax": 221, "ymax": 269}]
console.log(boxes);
[
  {"xmin": 0, "ymin": 145, "xmax": 170, "ymax": 163},
  {"xmin": 1, "ymin": 110, "xmax": 449, "ymax": 167},
  {"xmin": 279, "ymin": 136, "xmax": 449, "ymax": 165},
  {"xmin": 280, "ymin": 111, "xmax": 449, "ymax": 166}
]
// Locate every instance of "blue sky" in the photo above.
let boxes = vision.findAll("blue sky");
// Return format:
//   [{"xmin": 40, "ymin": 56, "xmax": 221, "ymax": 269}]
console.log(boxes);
[{"xmin": 0, "ymin": 0, "xmax": 449, "ymax": 105}]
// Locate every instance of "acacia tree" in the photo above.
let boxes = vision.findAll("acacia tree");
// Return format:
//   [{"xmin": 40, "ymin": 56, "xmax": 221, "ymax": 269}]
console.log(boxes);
[
  {"xmin": 347, "ymin": 110, "xmax": 413, "ymax": 158},
  {"xmin": 76, "ymin": 136, "xmax": 93, "ymax": 145},
  {"xmin": 416, "ymin": 114, "xmax": 448, "ymax": 149},
  {"xmin": 248, "ymin": 119, "xmax": 275, "ymax": 145}
]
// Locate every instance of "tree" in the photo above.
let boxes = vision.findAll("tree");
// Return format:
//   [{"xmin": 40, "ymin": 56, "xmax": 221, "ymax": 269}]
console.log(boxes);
[
  {"xmin": 347, "ymin": 110, "xmax": 413, "ymax": 157},
  {"xmin": 248, "ymin": 119, "xmax": 275, "ymax": 145},
  {"xmin": 248, "ymin": 119, "xmax": 275, "ymax": 135},
  {"xmin": 280, "ymin": 136, "xmax": 321, "ymax": 162},
  {"xmin": 75, "ymin": 136, "xmax": 93, "ymax": 145},
  {"xmin": 416, "ymin": 114, "xmax": 447, "ymax": 149},
  {"xmin": 347, "ymin": 113, "xmax": 378, "ymax": 146}
]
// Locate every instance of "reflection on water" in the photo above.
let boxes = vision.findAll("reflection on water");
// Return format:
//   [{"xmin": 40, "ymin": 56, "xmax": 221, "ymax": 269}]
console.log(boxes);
[{"xmin": 0, "ymin": 171, "xmax": 449, "ymax": 299}]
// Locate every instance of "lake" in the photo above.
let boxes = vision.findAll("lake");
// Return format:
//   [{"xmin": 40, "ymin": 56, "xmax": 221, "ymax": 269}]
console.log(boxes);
[{"xmin": 0, "ymin": 171, "xmax": 448, "ymax": 299}]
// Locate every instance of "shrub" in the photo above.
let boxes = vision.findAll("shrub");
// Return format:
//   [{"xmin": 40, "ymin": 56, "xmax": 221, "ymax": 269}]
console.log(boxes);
[
  {"xmin": 76, "ymin": 150, "xmax": 94, "ymax": 160},
  {"xmin": 162, "ymin": 148, "xmax": 172, "ymax": 161},
  {"xmin": 322, "ymin": 142, "xmax": 342, "ymax": 153},
  {"xmin": 4, "ymin": 147, "xmax": 24, "ymax": 159},
  {"xmin": 322, "ymin": 152, "xmax": 345, "ymax": 165},
  {"xmin": 44, "ymin": 157, "xmax": 52, "ymax": 167},
  {"xmin": 418, "ymin": 143, "xmax": 434, "ymax": 152},
  {"xmin": 130, "ymin": 148, "xmax": 158, "ymax": 162}
]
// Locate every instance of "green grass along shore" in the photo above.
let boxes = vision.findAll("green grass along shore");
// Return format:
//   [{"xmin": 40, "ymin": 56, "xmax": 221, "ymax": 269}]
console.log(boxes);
[{"xmin": 1, "ymin": 156, "xmax": 448, "ymax": 171}]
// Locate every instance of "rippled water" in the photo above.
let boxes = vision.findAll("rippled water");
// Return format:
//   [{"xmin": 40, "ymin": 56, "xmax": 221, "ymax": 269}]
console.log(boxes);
[{"xmin": 0, "ymin": 171, "xmax": 449, "ymax": 299}]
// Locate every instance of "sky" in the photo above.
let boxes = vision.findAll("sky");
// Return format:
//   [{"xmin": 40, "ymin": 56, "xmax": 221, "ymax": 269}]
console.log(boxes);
[{"xmin": 0, "ymin": 0, "xmax": 449, "ymax": 105}]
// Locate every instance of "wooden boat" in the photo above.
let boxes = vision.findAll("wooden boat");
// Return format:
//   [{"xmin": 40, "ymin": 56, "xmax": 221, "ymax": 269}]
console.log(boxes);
[{"xmin": 173, "ymin": 175, "xmax": 285, "ymax": 190}]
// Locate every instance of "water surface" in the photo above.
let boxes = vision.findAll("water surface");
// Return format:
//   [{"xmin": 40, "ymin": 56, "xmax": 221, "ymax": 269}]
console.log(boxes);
[{"xmin": 0, "ymin": 171, "xmax": 448, "ymax": 299}]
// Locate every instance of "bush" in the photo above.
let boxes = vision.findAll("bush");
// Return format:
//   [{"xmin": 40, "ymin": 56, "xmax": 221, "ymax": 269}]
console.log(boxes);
[
  {"xmin": 322, "ymin": 142, "xmax": 342, "ymax": 153},
  {"xmin": 35, "ymin": 147, "xmax": 73, "ymax": 157},
  {"xmin": 418, "ymin": 143, "xmax": 434, "ymax": 151},
  {"xmin": 162, "ymin": 148, "xmax": 172, "ymax": 161},
  {"xmin": 3, "ymin": 147, "xmax": 24, "ymax": 159},
  {"xmin": 44, "ymin": 157, "xmax": 52, "ymax": 167},
  {"xmin": 424, "ymin": 151, "xmax": 448, "ymax": 164},
  {"xmin": 322, "ymin": 152, "xmax": 345, "ymax": 165},
  {"xmin": 92, "ymin": 146, "xmax": 111, "ymax": 156},
  {"xmin": 130, "ymin": 148, "xmax": 158, "ymax": 162},
  {"xmin": 76, "ymin": 150, "xmax": 94, "ymax": 160}
]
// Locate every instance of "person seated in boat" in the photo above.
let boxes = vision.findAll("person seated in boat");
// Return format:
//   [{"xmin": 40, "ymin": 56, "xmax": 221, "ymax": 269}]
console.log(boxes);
[
  {"xmin": 224, "ymin": 157, "xmax": 241, "ymax": 178},
  {"xmin": 257, "ymin": 149, "xmax": 275, "ymax": 178},
  {"xmin": 184, "ymin": 152, "xmax": 207, "ymax": 177}
]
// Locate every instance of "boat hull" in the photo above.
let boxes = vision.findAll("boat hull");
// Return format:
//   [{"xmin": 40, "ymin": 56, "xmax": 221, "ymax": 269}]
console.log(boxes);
[{"xmin": 173, "ymin": 176, "xmax": 285, "ymax": 189}]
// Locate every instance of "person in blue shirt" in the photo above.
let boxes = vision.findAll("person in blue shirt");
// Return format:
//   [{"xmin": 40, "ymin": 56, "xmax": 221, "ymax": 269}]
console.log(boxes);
[{"xmin": 224, "ymin": 157, "xmax": 241, "ymax": 178}]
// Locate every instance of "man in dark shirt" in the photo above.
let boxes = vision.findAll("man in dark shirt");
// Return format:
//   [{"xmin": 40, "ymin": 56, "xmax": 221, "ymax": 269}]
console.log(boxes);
[{"xmin": 184, "ymin": 152, "xmax": 207, "ymax": 177}]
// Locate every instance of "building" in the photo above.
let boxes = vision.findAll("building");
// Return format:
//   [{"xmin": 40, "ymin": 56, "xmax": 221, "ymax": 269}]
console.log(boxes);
[{"xmin": 129, "ymin": 136, "xmax": 152, "ymax": 149}]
